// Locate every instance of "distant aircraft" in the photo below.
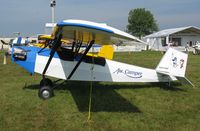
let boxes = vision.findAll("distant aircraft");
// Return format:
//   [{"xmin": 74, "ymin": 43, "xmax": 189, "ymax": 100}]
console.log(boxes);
[
  {"xmin": 10, "ymin": 19, "xmax": 193, "ymax": 99},
  {"xmin": 1, "ymin": 37, "xmax": 29, "ymax": 55}
]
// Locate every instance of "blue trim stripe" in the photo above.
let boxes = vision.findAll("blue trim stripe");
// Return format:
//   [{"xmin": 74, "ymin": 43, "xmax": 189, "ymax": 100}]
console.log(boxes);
[
  {"xmin": 12, "ymin": 45, "xmax": 103, "ymax": 74},
  {"xmin": 12, "ymin": 46, "xmax": 41, "ymax": 74},
  {"xmin": 57, "ymin": 22, "xmax": 114, "ymax": 33}
]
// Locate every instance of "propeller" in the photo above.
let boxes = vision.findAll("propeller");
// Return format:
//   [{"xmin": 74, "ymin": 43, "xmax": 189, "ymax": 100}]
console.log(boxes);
[{"xmin": 1, "ymin": 40, "xmax": 9, "ymax": 45}]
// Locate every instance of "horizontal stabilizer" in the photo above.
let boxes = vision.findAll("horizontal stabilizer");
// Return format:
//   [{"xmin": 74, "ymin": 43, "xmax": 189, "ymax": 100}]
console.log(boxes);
[{"xmin": 175, "ymin": 77, "xmax": 194, "ymax": 87}]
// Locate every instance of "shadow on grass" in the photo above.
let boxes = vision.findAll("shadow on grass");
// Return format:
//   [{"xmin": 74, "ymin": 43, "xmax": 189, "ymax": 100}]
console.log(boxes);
[
  {"xmin": 149, "ymin": 82, "xmax": 186, "ymax": 91},
  {"xmin": 24, "ymin": 81, "xmax": 142, "ymax": 113},
  {"xmin": 23, "ymin": 81, "xmax": 185, "ymax": 113}
]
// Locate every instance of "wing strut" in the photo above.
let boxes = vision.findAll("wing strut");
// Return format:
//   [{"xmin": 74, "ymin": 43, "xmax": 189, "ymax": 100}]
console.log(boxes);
[
  {"xmin": 67, "ymin": 40, "xmax": 95, "ymax": 80},
  {"xmin": 38, "ymin": 40, "xmax": 53, "ymax": 53},
  {"xmin": 42, "ymin": 28, "xmax": 62, "ymax": 78}
]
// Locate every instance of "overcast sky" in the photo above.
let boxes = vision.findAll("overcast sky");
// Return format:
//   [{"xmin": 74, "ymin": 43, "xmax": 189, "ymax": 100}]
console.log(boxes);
[{"xmin": 0, "ymin": 0, "xmax": 200, "ymax": 36}]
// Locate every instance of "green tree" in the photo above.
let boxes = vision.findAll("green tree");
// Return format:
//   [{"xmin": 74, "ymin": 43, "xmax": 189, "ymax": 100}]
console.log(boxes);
[{"xmin": 126, "ymin": 8, "xmax": 159, "ymax": 38}]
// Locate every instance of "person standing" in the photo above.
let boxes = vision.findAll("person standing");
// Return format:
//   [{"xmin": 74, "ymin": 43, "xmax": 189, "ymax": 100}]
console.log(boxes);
[{"xmin": 185, "ymin": 42, "xmax": 189, "ymax": 53}]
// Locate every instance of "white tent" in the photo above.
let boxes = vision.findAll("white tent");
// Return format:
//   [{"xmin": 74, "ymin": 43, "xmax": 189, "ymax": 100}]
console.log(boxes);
[{"xmin": 143, "ymin": 26, "xmax": 200, "ymax": 51}]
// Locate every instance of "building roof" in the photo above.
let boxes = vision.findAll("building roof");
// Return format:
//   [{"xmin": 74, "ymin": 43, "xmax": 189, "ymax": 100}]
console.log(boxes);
[{"xmin": 145, "ymin": 26, "xmax": 200, "ymax": 38}]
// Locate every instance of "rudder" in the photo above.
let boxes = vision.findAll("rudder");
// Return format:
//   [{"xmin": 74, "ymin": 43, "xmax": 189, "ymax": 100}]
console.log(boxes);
[{"xmin": 156, "ymin": 48, "xmax": 188, "ymax": 77}]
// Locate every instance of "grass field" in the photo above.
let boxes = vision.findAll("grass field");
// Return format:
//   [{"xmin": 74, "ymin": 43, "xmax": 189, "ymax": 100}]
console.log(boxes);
[{"xmin": 0, "ymin": 50, "xmax": 200, "ymax": 130}]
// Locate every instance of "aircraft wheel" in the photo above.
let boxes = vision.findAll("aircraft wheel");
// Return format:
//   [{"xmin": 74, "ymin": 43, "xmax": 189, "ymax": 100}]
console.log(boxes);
[
  {"xmin": 40, "ymin": 78, "xmax": 53, "ymax": 87},
  {"xmin": 38, "ymin": 86, "xmax": 54, "ymax": 100}
]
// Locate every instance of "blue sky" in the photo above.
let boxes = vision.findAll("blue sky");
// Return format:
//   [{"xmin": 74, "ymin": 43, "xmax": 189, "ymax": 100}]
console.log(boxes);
[{"xmin": 0, "ymin": 0, "xmax": 200, "ymax": 36}]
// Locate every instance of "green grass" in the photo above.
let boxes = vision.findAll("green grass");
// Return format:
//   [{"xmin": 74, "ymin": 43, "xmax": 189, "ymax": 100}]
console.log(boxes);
[{"xmin": 0, "ymin": 50, "xmax": 200, "ymax": 130}]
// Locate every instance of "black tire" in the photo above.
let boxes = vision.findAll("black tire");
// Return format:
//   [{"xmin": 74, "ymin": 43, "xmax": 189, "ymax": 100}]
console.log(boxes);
[
  {"xmin": 40, "ymin": 78, "xmax": 53, "ymax": 87},
  {"xmin": 38, "ymin": 86, "xmax": 54, "ymax": 100}
]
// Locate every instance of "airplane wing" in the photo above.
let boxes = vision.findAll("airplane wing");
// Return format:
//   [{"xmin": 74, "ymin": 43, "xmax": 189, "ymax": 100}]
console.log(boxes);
[
  {"xmin": 54, "ymin": 19, "xmax": 146, "ymax": 45},
  {"xmin": 38, "ymin": 34, "xmax": 70, "ymax": 44},
  {"xmin": 41, "ymin": 19, "xmax": 146, "ymax": 80}
]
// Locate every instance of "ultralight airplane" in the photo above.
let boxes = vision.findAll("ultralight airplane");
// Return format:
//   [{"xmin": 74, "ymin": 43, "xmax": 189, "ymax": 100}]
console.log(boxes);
[{"xmin": 11, "ymin": 19, "xmax": 193, "ymax": 99}]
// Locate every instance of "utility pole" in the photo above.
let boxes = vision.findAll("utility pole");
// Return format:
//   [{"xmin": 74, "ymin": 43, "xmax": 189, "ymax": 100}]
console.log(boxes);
[{"xmin": 50, "ymin": 0, "xmax": 56, "ymax": 30}]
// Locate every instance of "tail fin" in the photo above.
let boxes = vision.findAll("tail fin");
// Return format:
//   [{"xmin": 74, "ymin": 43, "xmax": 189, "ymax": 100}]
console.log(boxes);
[
  {"xmin": 156, "ymin": 48, "xmax": 188, "ymax": 77},
  {"xmin": 156, "ymin": 48, "xmax": 193, "ymax": 86},
  {"xmin": 98, "ymin": 45, "xmax": 114, "ymax": 60}
]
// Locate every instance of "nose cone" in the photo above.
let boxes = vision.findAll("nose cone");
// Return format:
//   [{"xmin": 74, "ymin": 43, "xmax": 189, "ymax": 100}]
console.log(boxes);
[{"xmin": 12, "ymin": 46, "xmax": 40, "ymax": 74}]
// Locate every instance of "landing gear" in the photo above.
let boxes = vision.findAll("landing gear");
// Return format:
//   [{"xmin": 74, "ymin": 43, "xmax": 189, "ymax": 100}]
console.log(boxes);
[
  {"xmin": 38, "ymin": 78, "xmax": 54, "ymax": 100},
  {"xmin": 40, "ymin": 78, "xmax": 53, "ymax": 87},
  {"xmin": 38, "ymin": 86, "xmax": 54, "ymax": 100}
]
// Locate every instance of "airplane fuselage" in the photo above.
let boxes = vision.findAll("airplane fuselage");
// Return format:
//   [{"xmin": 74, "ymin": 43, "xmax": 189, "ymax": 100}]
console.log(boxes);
[
  {"xmin": 12, "ymin": 46, "xmax": 174, "ymax": 83},
  {"xmin": 35, "ymin": 54, "xmax": 173, "ymax": 82}
]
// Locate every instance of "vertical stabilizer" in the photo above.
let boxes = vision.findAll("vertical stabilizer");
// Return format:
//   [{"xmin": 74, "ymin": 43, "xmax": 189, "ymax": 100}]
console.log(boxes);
[{"xmin": 156, "ymin": 48, "xmax": 188, "ymax": 77}]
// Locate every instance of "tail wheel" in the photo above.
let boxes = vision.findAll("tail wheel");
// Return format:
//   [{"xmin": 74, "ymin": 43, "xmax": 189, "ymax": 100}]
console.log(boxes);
[{"xmin": 38, "ymin": 86, "xmax": 54, "ymax": 100}]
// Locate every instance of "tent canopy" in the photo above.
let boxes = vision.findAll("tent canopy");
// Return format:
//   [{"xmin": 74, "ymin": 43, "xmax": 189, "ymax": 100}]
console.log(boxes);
[{"xmin": 145, "ymin": 26, "xmax": 200, "ymax": 38}]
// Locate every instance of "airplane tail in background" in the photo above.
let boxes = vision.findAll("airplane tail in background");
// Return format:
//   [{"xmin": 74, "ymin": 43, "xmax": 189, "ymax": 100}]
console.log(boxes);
[{"xmin": 156, "ymin": 48, "xmax": 194, "ymax": 86}]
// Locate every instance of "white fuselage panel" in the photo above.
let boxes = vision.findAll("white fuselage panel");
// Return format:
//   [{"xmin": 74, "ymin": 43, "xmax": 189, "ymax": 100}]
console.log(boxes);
[{"xmin": 34, "ymin": 54, "xmax": 174, "ymax": 82}]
